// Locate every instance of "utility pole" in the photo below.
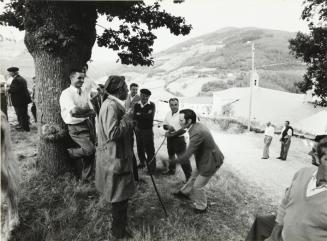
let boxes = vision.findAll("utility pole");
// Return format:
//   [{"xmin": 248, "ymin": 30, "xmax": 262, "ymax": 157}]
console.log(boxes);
[{"xmin": 248, "ymin": 42, "xmax": 255, "ymax": 131}]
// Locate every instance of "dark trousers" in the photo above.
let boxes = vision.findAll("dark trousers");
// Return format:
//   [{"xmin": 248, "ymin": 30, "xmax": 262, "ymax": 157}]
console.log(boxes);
[
  {"xmin": 111, "ymin": 200, "xmax": 128, "ymax": 239},
  {"xmin": 245, "ymin": 215, "xmax": 280, "ymax": 241},
  {"xmin": 167, "ymin": 136, "xmax": 192, "ymax": 181},
  {"xmin": 31, "ymin": 103, "xmax": 37, "ymax": 122},
  {"xmin": 131, "ymin": 132, "xmax": 139, "ymax": 181},
  {"xmin": 67, "ymin": 120, "xmax": 95, "ymax": 180},
  {"xmin": 280, "ymin": 139, "xmax": 291, "ymax": 160},
  {"xmin": 1, "ymin": 93, "xmax": 8, "ymax": 118},
  {"xmin": 14, "ymin": 105, "xmax": 30, "ymax": 131},
  {"xmin": 135, "ymin": 128, "xmax": 156, "ymax": 173}
]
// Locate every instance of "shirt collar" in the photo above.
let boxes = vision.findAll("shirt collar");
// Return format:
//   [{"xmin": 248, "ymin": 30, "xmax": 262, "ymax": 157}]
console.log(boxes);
[
  {"xmin": 69, "ymin": 85, "xmax": 82, "ymax": 94},
  {"xmin": 139, "ymin": 100, "xmax": 150, "ymax": 108}
]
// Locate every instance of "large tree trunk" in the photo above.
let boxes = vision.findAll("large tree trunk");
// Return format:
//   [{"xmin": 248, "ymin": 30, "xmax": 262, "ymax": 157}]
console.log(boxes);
[{"xmin": 24, "ymin": 2, "xmax": 97, "ymax": 175}]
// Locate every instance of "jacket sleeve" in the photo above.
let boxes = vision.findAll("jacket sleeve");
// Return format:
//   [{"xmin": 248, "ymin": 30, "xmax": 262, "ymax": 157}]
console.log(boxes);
[
  {"xmin": 140, "ymin": 103, "xmax": 155, "ymax": 120},
  {"xmin": 275, "ymin": 170, "xmax": 300, "ymax": 225},
  {"xmin": 100, "ymin": 103, "xmax": 130, "ymax": 141},
  {"xmin": 8, "ymin": 78, "xmax": 22, "ymax": 94},
  {"xmin": 177, "ymin": 132, "xmax": 203, "ymax": 164}
]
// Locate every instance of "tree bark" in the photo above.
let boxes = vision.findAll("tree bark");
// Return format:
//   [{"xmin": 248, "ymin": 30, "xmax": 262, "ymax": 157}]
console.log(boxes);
[{"xmin": 24, "ymin": 2, "xmax": 97, "ymax": 175}]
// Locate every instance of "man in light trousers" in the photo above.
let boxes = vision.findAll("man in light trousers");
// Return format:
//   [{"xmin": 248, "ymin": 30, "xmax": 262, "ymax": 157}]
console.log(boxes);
[{"xmin": 262, "ymin": 122, "xmax": 275, "ymax": 159}]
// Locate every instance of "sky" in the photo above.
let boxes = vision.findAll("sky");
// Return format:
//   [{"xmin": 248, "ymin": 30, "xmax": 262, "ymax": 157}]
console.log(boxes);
[
  {"xmin": 148, "ymin": 0, "xmax": 309, "ymax": 52},
  {"xmin": 0, "ymin": 0, "xmax": 309, "ymax": 61}
]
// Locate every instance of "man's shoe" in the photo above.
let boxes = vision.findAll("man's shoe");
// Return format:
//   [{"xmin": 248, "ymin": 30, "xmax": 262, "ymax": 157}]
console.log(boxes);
[
  {"xmin": 261, "ymin": 157, "xmax": 268, "ymax": 159},
  {"xmin": 162, "ymin": 169, "xmax": 175, "ymax": 175},
  {"xmin": 276, "ymin": 157, "xmax": 282, "ymax": 159},
  {"xmin": 193, "ymin": 207, "xmax": 207, "ymax": 214},
  {"xmin": 172, "ymin": 191, "xmax": 190, "ymax": 200},
  {"xmin": 281, "ymin": 158, "xmax": 286, "ymax": 161}
]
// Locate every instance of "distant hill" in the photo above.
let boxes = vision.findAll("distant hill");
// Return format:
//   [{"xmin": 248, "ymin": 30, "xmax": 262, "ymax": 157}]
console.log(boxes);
[{"xmin": 113, "ymin": 27, "xmax": 306, "ymax": 97}]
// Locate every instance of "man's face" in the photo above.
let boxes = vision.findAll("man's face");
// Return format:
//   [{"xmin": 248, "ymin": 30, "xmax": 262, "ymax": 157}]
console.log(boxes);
[
  {"xmin": 267, "ymin": 122, "xmax": 271, "ymax": 127},
  {"xmin": 130, "ymin": 86, "xmax": 138, "ymax": 97},
  {"xmin": 8, "ymin": 71, "xmax": 15, "ymax": 77},
  {"xmin": 179, "ymin": 113, "xmax": 192, "ymax": 129},
  {"xmin": 71, "ymin": 72, "xmax": 85, "ymax": 89},
  {"xmin": 285, "ymin": 121, "xmax": 289, "ymax": 127},
  {"xmin": 319, "ymin": 147, "xmax": 327, "ymax": 167},
  {"xmin": 169, "ymin": 100, "xmax": 179, "ymax": 114},
  {"xmin": 140, "ymin": 93, "xmax": 150, "ymax": 104},
  {"xmin": 119, "ymin": 83, "xmax": 129, "ymax": 101}
]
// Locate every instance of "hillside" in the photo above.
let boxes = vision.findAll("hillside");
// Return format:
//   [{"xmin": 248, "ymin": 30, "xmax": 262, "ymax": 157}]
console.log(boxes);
[{"xmin": 112, "ymin": 27, "xmax": 306, "ymax": 97}]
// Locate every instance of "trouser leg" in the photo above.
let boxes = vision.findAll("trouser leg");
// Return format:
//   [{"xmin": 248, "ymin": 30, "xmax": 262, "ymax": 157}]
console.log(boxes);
[
  {"xmin": 135, "ymin": 129, "xmax": 146, "ymax": 165},
  {"xmin": 175, "ymin": 137, "xmax": 192, "ymax": 181},
  {"xmin": 111, "ymin": 200, "xmax": 128, "ymax": 239},
  {"xmin": 282, "ymin": 140, "xmax": 291, "ymax": 160},
  {"xmin": 20, "ymin": 105, "xmax": 30, "ymax": 131},
  {"xmin": 245, "ymin": 215, "xmax": 276, "ymax": 241},
  {"xmin": 13, "ymin": 106, "xmax": 21, "ymax": 126},
  {"xmin": 143, "ymin": 129, "xmax": 156, "ymax": 173}
]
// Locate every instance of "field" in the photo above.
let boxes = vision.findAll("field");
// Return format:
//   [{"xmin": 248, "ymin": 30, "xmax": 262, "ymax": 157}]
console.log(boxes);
[{"xmin": 2, "ymin": 107, "xmax": 314, "ymax": 241}]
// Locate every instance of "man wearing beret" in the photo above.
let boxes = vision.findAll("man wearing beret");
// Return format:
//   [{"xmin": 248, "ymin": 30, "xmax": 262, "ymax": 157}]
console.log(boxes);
[
  {"xmin": 133, "ymin": 88, "xmax": 157, "ymax": 174},
  {"xmin": 96, "ymin": 75, "xmax": 135, "ymax": 239},
  {"xmin": 59, "ymin": 69, "xmax": 96, "ymax": 181},
  {"xmin": 7, "ymin": 67, "xmax": 32, "ymax": 131}
]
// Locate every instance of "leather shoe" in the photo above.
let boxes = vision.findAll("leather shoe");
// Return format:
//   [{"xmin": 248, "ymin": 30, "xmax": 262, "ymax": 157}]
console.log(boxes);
[
  {"xmin": 162, "ymin": 169, "xmax": 176, "ymax": 175},
  {"xmin": 137, "ymin": 163, "xmax": 146, "ymax": 169},
  {"xmin": 261, "ymin": 157, "xmax": 268, "ymax": 159},
  {"xmin": 276, "ymin": 157, "xmax": 282, "ymax": 159},
  {"xmin": 172, "ymin": 191, "xmax": 190, "ymax": 200},
  {"xmin": 193, "ymin": 207, "xmax": 207, "ymax": 214}
]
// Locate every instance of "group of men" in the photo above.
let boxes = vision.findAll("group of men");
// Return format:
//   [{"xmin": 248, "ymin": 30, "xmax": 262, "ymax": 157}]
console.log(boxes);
[
  {"xmin": 59, "ymin": 68, "xmax": 224, "ymax": 239},
  {"xmin": 262, "ymin": 121, "xmax": 294, "ymax": 161}
]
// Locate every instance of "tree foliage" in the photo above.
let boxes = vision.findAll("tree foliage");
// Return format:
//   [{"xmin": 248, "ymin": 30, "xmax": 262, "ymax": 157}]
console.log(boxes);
[
  {"xmin": 289, "ymin": 0, "xmax": 327, "ymax": 106},
  {"xmin": 0, "ymin": 0, "xmax": 192, "ymax": 66}
]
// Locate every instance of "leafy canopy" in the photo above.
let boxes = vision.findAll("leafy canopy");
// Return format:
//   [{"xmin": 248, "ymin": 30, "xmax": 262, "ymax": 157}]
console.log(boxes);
[
  {"xmin": 289, "ymin": 0, "xmax": 327, "ymax": 106},
  {"xmin": 0, "ymin": 0, "xmax": 192, "ymax": 66}
]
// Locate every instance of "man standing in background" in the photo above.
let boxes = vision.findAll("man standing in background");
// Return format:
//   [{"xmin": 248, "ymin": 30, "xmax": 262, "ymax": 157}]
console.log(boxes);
[
  {"xmin": 7, "ymin": 67, "xmax": 32, "ymax": 132},
  {"xmin": 125, "ymin": 83, "xmax": 140, "ymax": 114},
  {"xmin": 163, "ymin": 98, "xmax": 192, "ymax": 181},
  {"xmin": 133, "ymin": 88, "xmax": 156, "ymax": 174},
  {"xmin": 262, "ymin": 122, "xmax": 274, "ymax": 159},
  {"xmin": 277, "ymin": 121, "xmax": 293, "ymax": 161}
]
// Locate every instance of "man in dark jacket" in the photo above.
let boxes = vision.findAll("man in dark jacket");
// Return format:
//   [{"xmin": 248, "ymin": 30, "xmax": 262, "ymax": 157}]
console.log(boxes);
[
  {"xmin": 171, "ymin": 109, "xmax": 224, "ymax": 213},
  {"xmin": 133, "ymin": 88, "xmax": 156, "ymax": 173},
  {"xmin": 7, "ymin": 67, "xmax": 32, "ymax": 131},
  {"xmin": 277, "ymin": 121, "xmax": 293, "ymax": 161}
]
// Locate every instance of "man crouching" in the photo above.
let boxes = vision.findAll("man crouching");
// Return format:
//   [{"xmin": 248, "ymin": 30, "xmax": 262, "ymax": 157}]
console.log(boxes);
[{"xmin": 95, "ymin": 76, "xmax": 135, "ymax": 239}]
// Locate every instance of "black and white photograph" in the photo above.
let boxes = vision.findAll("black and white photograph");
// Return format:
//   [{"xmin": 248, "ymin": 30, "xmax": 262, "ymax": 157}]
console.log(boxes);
[{"xmin": 0, "ymin": 0, "xmax": 326, "ymax": 240}]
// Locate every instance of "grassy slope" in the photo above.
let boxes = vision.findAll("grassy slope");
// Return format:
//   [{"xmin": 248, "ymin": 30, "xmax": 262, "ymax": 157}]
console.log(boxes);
[{"xmin": 6, "ymin": 122, "xmax": 276, "ymax": 241}]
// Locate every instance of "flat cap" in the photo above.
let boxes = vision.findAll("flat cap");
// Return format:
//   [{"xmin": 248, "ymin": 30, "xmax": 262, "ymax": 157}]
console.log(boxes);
[
  {"xmin": 7, "ymin": 67, "xmax": 19, "ymax": 72},
  {"xmin": 140, "ymin": 88, "xmax": 151, "ymax": 96},
  {"xmin": 315, "ymin": 135, "xmax": 327, "ymax": 142},
  {"xmin": 104, "ymin": 75, "xmax": 125, "ymax": 94}
]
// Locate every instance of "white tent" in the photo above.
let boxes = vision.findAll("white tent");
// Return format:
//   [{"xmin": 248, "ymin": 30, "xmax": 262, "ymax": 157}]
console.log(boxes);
[{"xmin": 294, "ymin": 110, "xmax": 327, "ymax": 135}]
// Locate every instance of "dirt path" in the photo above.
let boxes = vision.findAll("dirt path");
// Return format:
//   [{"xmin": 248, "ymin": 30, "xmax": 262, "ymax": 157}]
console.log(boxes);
[{"xmin": 212, "ymin": 131, "xmax": 313, "ymax": 204}]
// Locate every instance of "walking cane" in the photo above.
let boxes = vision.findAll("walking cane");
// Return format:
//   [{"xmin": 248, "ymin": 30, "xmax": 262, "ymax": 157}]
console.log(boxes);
[{"xmin": 145, "ymin": 136, "xmax": 169, "ymax": 218}]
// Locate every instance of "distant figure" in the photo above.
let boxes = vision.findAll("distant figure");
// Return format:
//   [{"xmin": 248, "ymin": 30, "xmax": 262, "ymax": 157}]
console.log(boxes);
[
  {"xmin": 31, "ymin": 77, "xmax": 37, "ymax": 122},
  {"xmin": 162, "ymin": 98, "xmax": 192, "ymax": 181},
  {"xmin": 277, "ymin": 121, "xmax": 293, "ymax": 161},
  {"xmin": 96, "ymin": 75, "xmax": 135, "ymax": 239},
  {"xmin": 125, "ymin": 83, "xmax": 140, "ymax": 114},
  {"xmin": 59, "ymin": 69, "xmax": 96, "ymax": 181},
  {"xmin": 245, "ymin": 136, "xmax": 327, "ymax": 241},
  {"xmin": 7, "ymin": 67, "xmax": 32, "ymax": 132},
  {"xmin": 171, "ymin": 109, "xmax": 224, "ymax": 213},
  {"xmin": 133, "ymin": 88, "xmax": 156, "ymax": 173},
  {"xmin": 262, "ymin": 122, "xmax": 274, "ymax": 159}
]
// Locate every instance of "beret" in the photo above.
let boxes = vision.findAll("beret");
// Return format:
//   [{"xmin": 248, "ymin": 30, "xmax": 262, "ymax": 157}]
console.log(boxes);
[
  {"xmin": 140, "ymin": 88, "xmax": 151, "ymax": 96},
  {"xmin": 7, "ymin": 67, "xmax": 19, "ymax": 72}
]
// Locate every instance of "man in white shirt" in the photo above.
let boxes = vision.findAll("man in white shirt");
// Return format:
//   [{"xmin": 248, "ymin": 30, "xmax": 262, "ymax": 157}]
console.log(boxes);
[
  {"xmin": 163, "ymin": 98, "xmax": 192, "ymax": 181},
  {"xmin": 125, "ymin": 83, "xmax": 140, "ymax": 114},
  {"xmin": 262, "ymin": 122, "xmax": 275, "ymax": 159},
  {"xmin": 59, "ymin": 69, "xmax": 96, "ymax": 181},
  {"xmin": 277, "ymin": 121, "xmax": 293, "ymax": 161}
]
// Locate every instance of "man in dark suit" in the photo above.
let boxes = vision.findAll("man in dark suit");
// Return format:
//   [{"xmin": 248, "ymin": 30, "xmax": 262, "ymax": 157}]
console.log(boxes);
[
  {"xmin": 133, "ymin": 88, "xmax": 156, "ymax": 173},
  {"xmin": 7, "ymin": 67, "xmax": 32, "ymax": 131},
  {"xmin": 277, "ymin": 121, "xmax": 293, "ymax": 161},
  {"xmin": 171, "ymin": 109, "xmax": 224, "ymax": 213}
]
